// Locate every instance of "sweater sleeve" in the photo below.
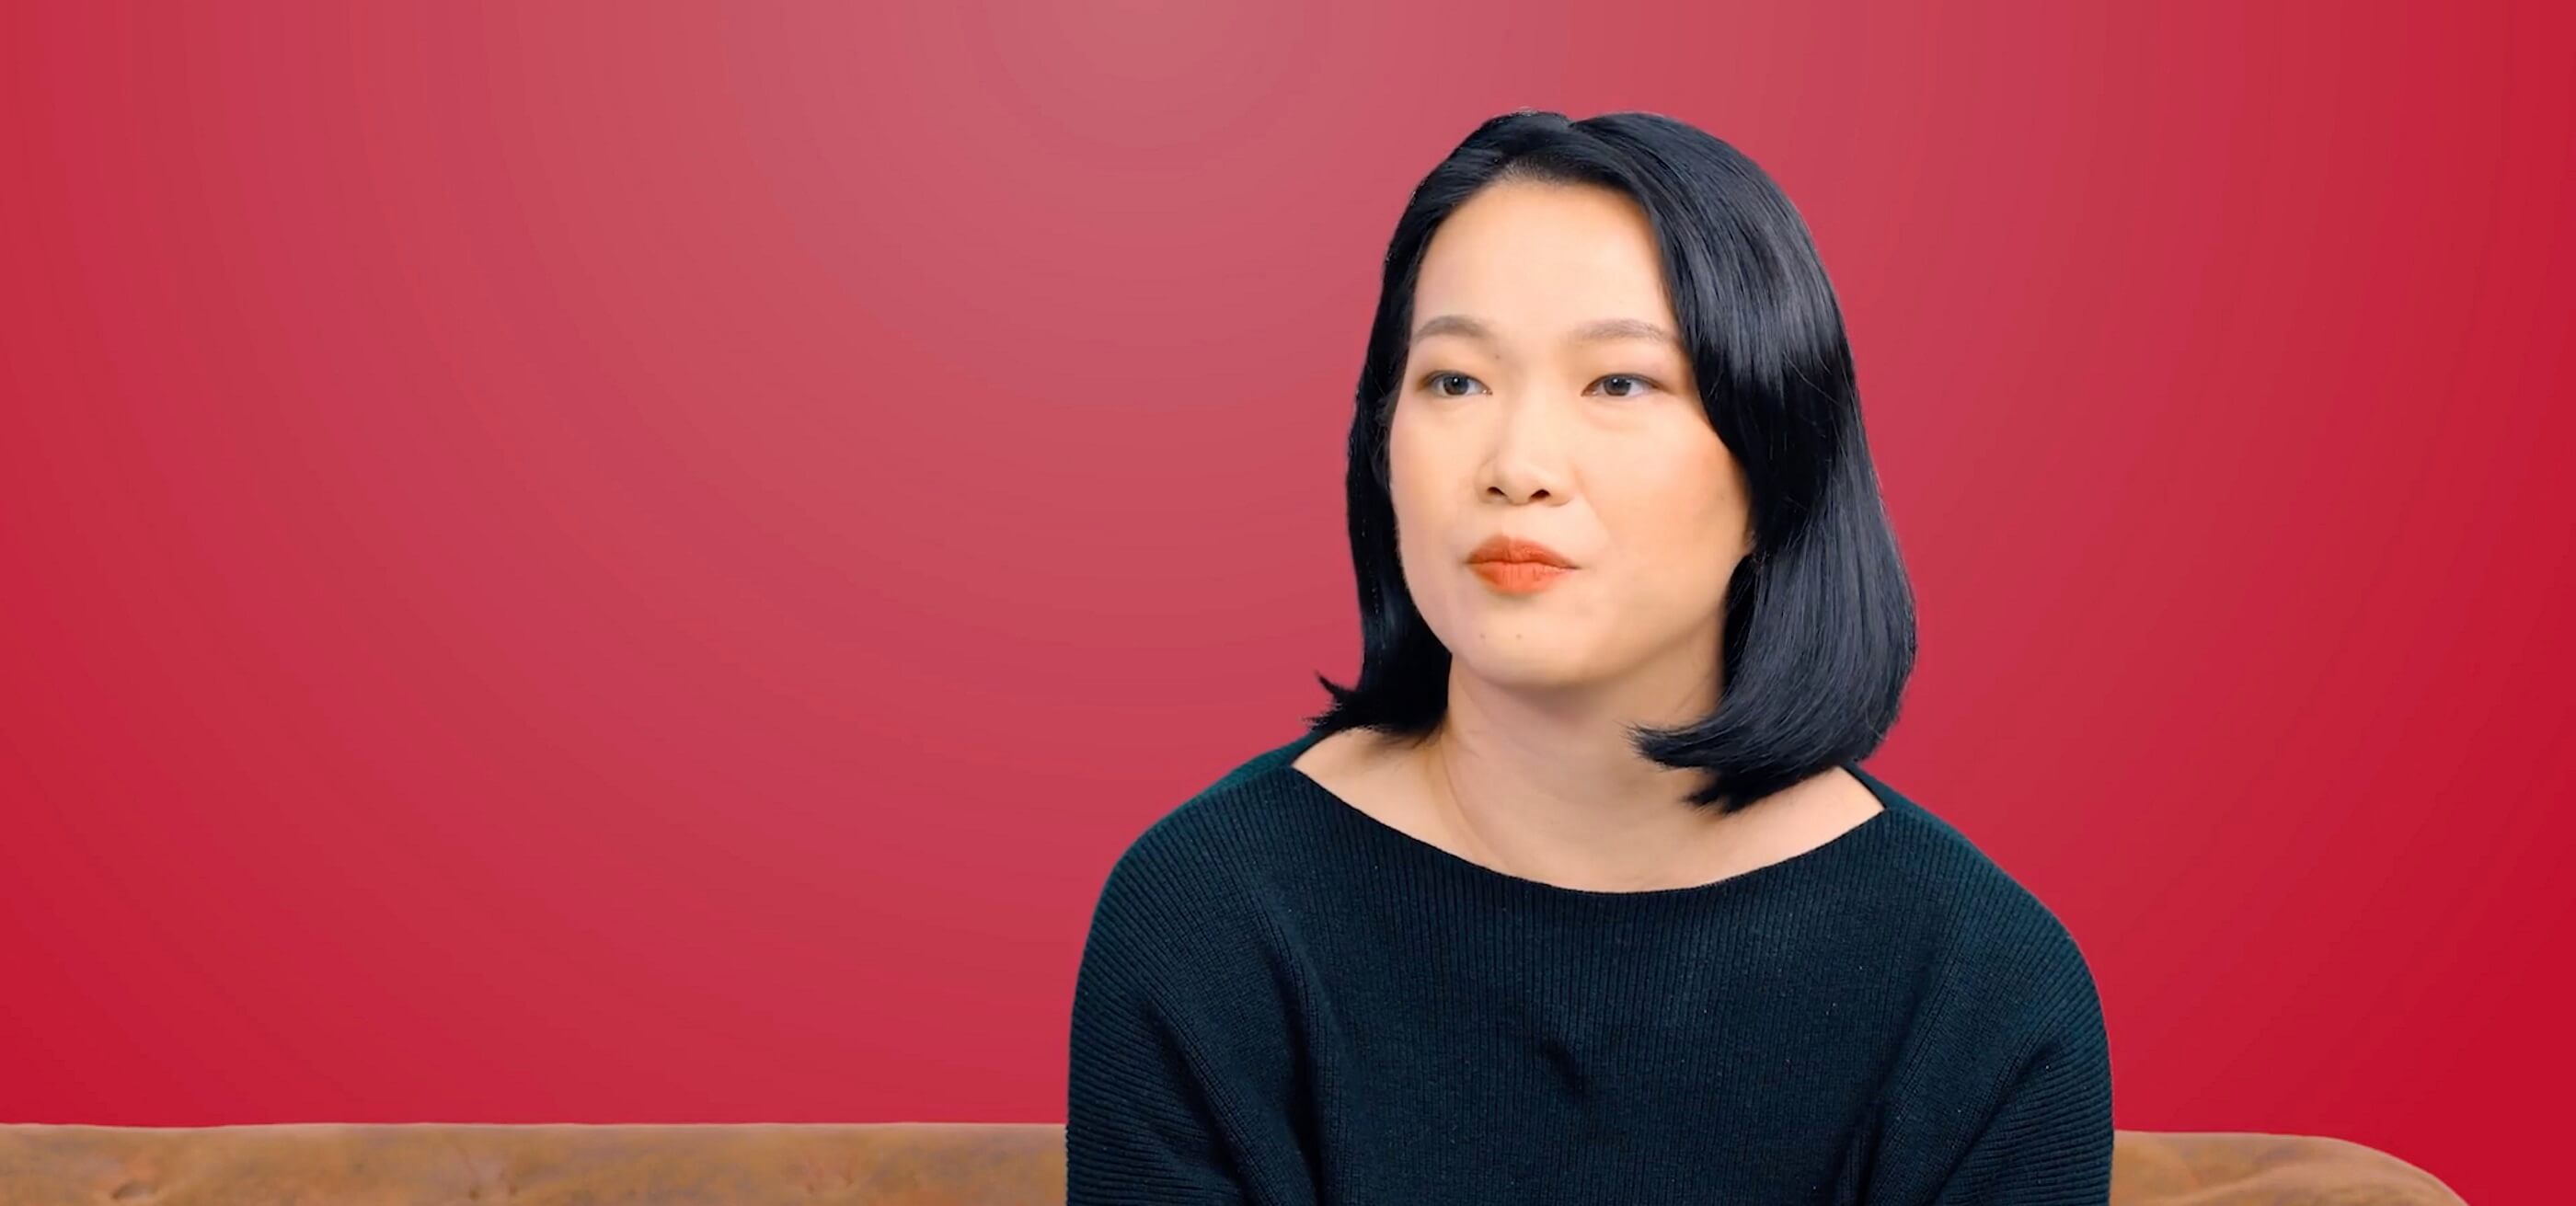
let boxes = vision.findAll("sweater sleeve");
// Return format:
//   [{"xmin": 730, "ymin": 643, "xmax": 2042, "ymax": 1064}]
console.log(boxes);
[
  {"xmin": 1927, "ymin": 1022, "xmax": 2114, "ymax": 1204},
  {"xmin": 1065, "ymin": 822, "xmax": 1318, "ymax": 1206},
  {"xmin": 1847, "ymin": 904, "xmax": 2116, "ymax": 1206},
  {"xmin": 1926, "ymin": 952, "xmax": 2115, "ymax": 1205}
]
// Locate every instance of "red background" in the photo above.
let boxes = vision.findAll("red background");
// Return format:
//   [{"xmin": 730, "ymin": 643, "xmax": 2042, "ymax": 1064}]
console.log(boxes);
[{"xmin": 4, "ymin": 2, "xmax": 2568, "ymax": 1200}]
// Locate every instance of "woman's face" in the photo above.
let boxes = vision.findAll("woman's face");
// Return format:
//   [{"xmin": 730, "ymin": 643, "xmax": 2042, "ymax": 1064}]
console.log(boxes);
[{"xmin": 1390, "ymin": 179, "xmax": 1752, "ymax": 707}]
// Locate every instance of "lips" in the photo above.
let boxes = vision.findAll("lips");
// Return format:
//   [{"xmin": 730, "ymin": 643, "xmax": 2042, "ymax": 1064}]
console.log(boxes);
[
  {"xmin": 1466, "ymin": 535, "xmax": 1576, "ymax": 594},
  {"xmin": 1466, "ymin": 535, "xmax": 1575, "ymax": 569}
]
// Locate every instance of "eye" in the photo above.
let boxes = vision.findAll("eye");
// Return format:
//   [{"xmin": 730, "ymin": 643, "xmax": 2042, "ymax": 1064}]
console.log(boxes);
[
  {"xmin": 1593, "ymin": 374, "xmax": 1659, "ymax": 399},
  {"xmin": 1416, "ymin": 372, "xmax": 1662, "ymax": 399},
  {"xmin": 1423, "ymin": 371, "xmax": 1484, "ymax": 397}
]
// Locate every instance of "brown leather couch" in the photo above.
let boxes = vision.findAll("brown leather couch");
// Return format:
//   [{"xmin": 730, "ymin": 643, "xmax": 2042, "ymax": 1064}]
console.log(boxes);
[{"xmin": 0, "ymin": 1122, "xmax": 2465, "ymax": 1203}]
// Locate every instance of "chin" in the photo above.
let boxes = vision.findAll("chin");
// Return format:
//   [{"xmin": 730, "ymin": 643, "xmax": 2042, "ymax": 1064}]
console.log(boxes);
[{"xmin": 1451, "ymin": 644, "xmax": 1597, "ymax": 691}]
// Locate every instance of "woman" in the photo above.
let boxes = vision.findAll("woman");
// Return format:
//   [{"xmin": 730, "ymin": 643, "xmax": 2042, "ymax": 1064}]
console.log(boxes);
[{"xmin": 1067, "ymin": 109, "xmax": 2112, "ymax": 1205}]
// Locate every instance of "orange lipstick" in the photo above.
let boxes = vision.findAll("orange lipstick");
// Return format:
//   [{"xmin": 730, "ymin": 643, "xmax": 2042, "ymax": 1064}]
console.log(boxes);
[
  {"xmin": 1471, "ymin": 560, "xmax": 1571, "ymax": 592},
  {"xmin": 1466, "ymin": 534, "xmax": 1576, "ymax": 594}
]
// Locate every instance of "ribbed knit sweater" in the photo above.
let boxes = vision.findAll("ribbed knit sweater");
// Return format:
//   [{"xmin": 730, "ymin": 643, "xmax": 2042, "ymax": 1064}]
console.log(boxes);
[{"xmin": 1067, "ymin": 729, "xmax": 2113, "ymax": 1205}]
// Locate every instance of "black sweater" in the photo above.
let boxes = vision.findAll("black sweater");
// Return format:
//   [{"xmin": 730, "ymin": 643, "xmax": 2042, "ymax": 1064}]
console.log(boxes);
[{"xmin": 1067, "ymin": 729, "xmax": 2113, "ymax": 1205}]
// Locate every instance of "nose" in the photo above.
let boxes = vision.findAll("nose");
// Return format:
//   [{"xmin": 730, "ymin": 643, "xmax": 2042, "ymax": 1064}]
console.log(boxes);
[{"xmin": 1480, "ymin": 394, "xmax": 1570, "ymax": 505}]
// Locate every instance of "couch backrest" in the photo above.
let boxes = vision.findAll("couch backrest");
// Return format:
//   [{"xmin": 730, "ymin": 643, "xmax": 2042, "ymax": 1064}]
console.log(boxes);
[{"xmin": 0, "ymin": 1123, "xmax": 2461, "ymax": 1204}]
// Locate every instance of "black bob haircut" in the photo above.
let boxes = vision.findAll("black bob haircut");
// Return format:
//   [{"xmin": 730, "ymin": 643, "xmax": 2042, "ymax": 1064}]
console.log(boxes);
[{"xmin": 1303, "ymin": 109, "xmax": 1917, "ymax": 815}]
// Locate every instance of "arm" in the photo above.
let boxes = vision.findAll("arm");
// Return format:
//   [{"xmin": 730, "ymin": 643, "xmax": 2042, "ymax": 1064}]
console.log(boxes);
[
  {"xmin": 1928, "ymin": 981, "xmax": 2115, "ymax": 1205},
  {"xmin": 1065, "ymin": 829, "xmax": 1317, "ymax": 1206}
]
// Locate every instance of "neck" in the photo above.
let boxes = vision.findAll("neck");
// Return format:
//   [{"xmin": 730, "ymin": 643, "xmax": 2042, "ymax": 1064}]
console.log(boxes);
[{"xmin": 1413, "ymin": 661, "xmax": 1737, "ymax": 892}]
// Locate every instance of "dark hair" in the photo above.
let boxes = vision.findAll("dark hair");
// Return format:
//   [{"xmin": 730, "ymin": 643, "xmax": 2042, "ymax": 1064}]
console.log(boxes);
[{"xmin": 1303, "ymin": 109, "xmax": 1916, "ymax": 814}]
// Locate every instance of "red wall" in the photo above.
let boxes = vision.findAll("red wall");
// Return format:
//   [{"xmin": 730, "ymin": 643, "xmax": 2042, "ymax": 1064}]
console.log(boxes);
[{"xmin": 3, "ymin": 3, "xmax": 2567, "ymax": 1200}]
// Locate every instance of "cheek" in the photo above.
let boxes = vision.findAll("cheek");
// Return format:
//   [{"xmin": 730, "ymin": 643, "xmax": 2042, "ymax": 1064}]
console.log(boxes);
[
  {"xmin": 1385, "ymin": 417, "xmax": 1462, "ymax": 524},
  {"xmin": 1386, "ymin": 407, "xmax": 1439, "ymax": 476},
  {"xmin": 1600, "ymin": 455, "xmax": 1750, "ymax": 587}
]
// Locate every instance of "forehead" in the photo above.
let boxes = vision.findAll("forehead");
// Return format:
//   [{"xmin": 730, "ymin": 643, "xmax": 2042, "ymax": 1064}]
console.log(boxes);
[{"xmin": 1411, "ymin": 181, "xmax": 1675, "ymax": 334}]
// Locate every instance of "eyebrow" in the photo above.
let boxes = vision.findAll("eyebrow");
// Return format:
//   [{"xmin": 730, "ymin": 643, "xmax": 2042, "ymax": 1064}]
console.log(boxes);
[{"xmin": 1409, "ymin": 314, "xmax": 1683, "ymax": 352}]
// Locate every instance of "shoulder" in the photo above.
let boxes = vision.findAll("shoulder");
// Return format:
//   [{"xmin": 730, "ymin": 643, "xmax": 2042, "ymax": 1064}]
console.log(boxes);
[
  {"xmin": 1849, "ymin": 773, "xmax": 2110, "ymax": 1151},
  {"xmin": 1074, "ymin": 737, "xmax": 1336, "ymax": 1045},
  {"xmin": 1859, "ymin": 768, "xmax": 2105, "ymax": 1028},
  {"xmin": 1082, "ymin": 733, "xmax": 1320, "ymax": 955},
  {"xmin": 1102, "ymin": 732, "xmax": 1314, "ymax": 878},
  {"xmin": 1845, "ymin": 779, "xmax": 2114, "ymax": 1197}
]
